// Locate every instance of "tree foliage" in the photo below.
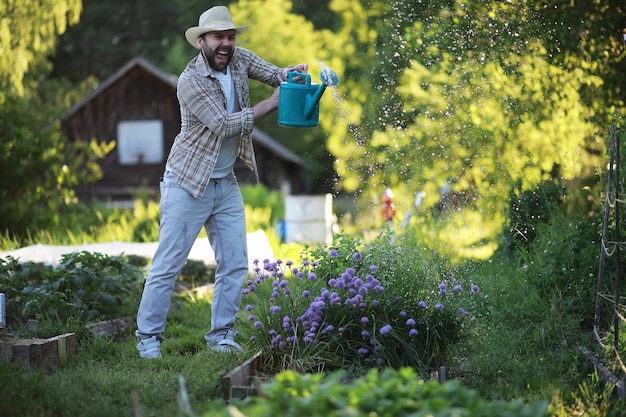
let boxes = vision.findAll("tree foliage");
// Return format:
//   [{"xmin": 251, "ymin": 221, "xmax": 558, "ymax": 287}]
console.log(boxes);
[
  {"xmin": 0, "ymin": 0, "xmax": 81, "ymax": 101},
  {"xmin": 325, "ymin": 0, "xmax": 621, "ymax": 255},
  {"xmin": 0, "ymin": 0, "xmax": 111, "ymax": 237}
]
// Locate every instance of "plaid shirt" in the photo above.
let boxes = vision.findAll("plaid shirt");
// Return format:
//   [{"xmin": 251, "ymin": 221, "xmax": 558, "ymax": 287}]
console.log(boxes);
[{"xmin": 167, "ymin": 47, "xmax": 282, "ymax": 199}]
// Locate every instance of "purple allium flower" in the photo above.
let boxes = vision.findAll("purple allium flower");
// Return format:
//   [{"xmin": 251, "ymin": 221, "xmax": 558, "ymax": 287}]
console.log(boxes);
[
  {"xmin": 435, "ymin": 303, "xmax": 444, "ymax": 310},
  {"xmin": 284, "ymin": 289, "xmax": 291, "ymax": 295},
  {"xmin": 338, "ymin": 327, "xmax": 344, "ymax": 333},
  {"xmin": 241, "ymin": 289, "xmax": 250, "ymax": 295},
  {"xmin": 253, "ymin": 321, "xmax": 262, "ymax": 330},
  {"xmin": 279, "ymin": 279, "xmax": 289, "ymax": 288},
  {"xmin": 328, "ymin": 278, "xmax": 337, "ymax": 286},
  {"xmin": 370, "ymin": 265, "xmax": 378, "ymax": 273},
  {"xmin": 380, "ymin": 324, "xmax": 392, "ymax": 335},
  {"xmin": 439, "ymin": 282, "xmax": 447, "ymax": 295},
  {"xmin": 409, "ymin": 328, "xmax": 419, "ymax": 337},
  {"xmin": 253, "ymin": 259, "xmax": 260, "ymax": 265},
  {"xmin": 308, "ymin": 272, "xmax": 317, "ymax": 281},
  {"xmin": 352, "ymin": 252, "xmax": 362, "ymax": 260},
  {"xmin": 329, "ymin": 249, "xmax": 338, "ymax": 258},
  {"xmin": 354, "ymin": 278, "xmax": 363, "ymax": 287},
  {"xmin": 361, "ymin": 316, "xmax": 369, "ymax": 324},
  {"xmin": 245, "ymin": 304, "xmax": 253, "ymax": 311},
  {"xmin": 418, "ymin": 301, "xmax": 427, "ymax": 308},
  {"xmin": 471, "ymin": 284, "xmax": 480, "ymax": 293},
  {"xmin": 453, "ymin": 284, "xmax": 462, "ymax": 293},
  {"xmin": 406, "ymin": 318, "xmax": 416, "ymax": 327},
  {"xmin": 335, "ymin": 280, "xmax": 346, "ymax": 288},
  {"xmin": 372, "ymin": 300, "xmax": 380, "ymax": 308},
  {"xmin": 457, "ymin": 308, "xmax": 466, "ymax": 315},
  {"xmin": 296, "ymin": 271, "xmax": 305, "ymax": 279},
  {"xmin": 358, "ymin": 347, "xmax": 369, "ymax": 356},
  {"xmin": 250, "ymin": 335, "xmax": 256, "ymax": 342},
  {"xmin": 376, "ymin": 358, "xmax": 384, "ymax": 366},
  {"xmin": 399, "ymin": 310, "xmax": 407, "ymax": 317},
  {"xmin": 374, "ymin": 285, "xmax": 384, "ymax": 292},
  {"xmin": 361, "ymin": 329, "xmax": 370, "ymax": 337},
  {"xmin": 346, "ymin": 267, "xmax": 356, "ymax": 276},
  {"xmin": 302, "ymin": 290, "xmax": 311, "ymax": 297},
  {"xmin": 272, "ymin": 281, "xmax": 279, "ymax": 288},
  {"xmin": 247, "ymin": 314, "xmax": 255, "ymax": 321}
]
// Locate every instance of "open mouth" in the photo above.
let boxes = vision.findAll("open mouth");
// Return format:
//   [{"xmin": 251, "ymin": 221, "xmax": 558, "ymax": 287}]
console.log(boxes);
[{"xmin": 215, "ymin": 50, "xmax": 230, "ymax": 63}]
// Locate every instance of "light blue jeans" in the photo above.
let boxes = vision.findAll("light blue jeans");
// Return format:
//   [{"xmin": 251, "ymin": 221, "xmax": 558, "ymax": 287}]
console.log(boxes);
[{"xmin": 136, "ymin": 171, "xmax": 248, "ymax": 345}]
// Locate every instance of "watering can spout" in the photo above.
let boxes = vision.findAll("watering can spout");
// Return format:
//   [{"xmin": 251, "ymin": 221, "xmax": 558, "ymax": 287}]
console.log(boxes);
[{"xmin": 304, "ymin": 69, "xmax": 340, "ymax": 120}]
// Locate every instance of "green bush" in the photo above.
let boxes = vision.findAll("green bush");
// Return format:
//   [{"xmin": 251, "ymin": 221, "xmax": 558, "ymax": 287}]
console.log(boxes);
[
  {"xmin": 0, "ymin": 251, "xmax": 144, "ymax": 329},
  {"xmin": 204, "ymin": 367, "xmax": 549, "ymax": 417},
  {"xmin": 180, "ymin": 259, "xmax": 216, "ymax": 286},
  {"xmin": 241, "ymin": 184, "xmax": 284, "ymax": 224},
  {"xmin": 503, "ymin": 179, "xmax": 567, "ymax": 252},
  {"xmin": 240, "ymin": 233, "xmax": 485, "ymax": 375}
]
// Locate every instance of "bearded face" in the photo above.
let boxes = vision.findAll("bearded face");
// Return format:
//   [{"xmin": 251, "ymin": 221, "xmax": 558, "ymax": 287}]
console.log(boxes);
[{"xmin": 199, "ymin": 30, "xmax": 236, "ymax": 73}]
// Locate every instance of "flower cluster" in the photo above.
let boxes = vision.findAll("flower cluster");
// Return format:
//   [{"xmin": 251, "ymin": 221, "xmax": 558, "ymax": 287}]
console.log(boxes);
[{"xmin": 240, "ymin": 237, "xmax": 482, "ymax": 374}]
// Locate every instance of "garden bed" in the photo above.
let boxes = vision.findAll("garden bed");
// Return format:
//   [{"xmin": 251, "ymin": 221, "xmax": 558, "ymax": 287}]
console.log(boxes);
[
  {"xmin": 220, "ymin": 351, "xmax": 265, "ymax": 402},
  {"xmin": 0, "ymin": 315, "xmax": 135, "ymax": 372},
  {"xmin": 0, "ymin": 332, "xmax": 77, "ymax": 372}
]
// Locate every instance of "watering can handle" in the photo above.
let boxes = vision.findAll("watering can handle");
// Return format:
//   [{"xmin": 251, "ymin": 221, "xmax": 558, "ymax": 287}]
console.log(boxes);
[{"xmin": 287, "ymin": 72, "xmax": 311, "ymax": 85}]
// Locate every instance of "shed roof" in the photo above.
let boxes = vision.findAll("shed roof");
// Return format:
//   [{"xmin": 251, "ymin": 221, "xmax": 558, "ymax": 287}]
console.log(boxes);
[{"xmin": 63, "ymin": 56, "xmax": 307, "ymax": 169}]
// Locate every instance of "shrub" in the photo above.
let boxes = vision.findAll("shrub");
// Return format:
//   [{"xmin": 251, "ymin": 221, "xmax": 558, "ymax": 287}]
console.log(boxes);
[
  {"xmin": 179, "ymin": 259, "xmax": 216, "ymax": 286},
  {"xmin": 0, "ymin": 251, "xmax": 144, "ymax": 328},
  {"xmin": 503, "ymin": 179, "xmax": 567, "ymax": 252},
  {"xmin": 240, "ymin": 233, "xmax": 484, "ymax": 375},
  {"xmin": 203, "ymin": 367, "xmax": 549, "ymax": 417}
]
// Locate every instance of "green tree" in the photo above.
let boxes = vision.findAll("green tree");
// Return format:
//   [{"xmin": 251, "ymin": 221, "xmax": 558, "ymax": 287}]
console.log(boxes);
[
  {"xmin": 0, "ymin": 0, "xmax": 81, "ymax": 100},
  {"xmin": 325, "ymin": 0, "xmax": 611, "ymax": 258},
  {"xmin": 49, "ymin": 0, "xmax": 180, "ymax": 82},
  {"xmin": 0, "ymin": 0, "xmax": 112, "ymax": 237}
]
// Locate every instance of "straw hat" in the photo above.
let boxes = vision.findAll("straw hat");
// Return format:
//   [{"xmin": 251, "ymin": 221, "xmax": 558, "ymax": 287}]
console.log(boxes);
[{"xmin": 185, "ymin": 6, "xmax": 249, "ymax": 48}]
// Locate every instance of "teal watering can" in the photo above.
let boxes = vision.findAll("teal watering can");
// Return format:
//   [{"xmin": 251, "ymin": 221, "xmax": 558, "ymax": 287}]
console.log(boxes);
[{"xmin": 278, "ymin": 69, "xmax": 340, "ymax": 128}]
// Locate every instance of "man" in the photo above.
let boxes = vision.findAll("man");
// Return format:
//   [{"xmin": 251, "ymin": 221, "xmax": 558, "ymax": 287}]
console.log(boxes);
[{"xmin": 135, "ymin": 5, "xmax": 308, "ymax": 358}]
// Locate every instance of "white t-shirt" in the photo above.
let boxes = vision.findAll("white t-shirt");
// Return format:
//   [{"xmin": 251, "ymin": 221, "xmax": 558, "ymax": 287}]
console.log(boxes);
[{"xmin": 211, "ymin": 65, "xmax": 240, "ymax": 178}]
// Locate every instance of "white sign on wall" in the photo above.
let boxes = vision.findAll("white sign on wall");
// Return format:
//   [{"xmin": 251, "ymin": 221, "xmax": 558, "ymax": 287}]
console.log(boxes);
[{"xmin": 117, "ymin": 120, "xmax": 163, "ymax": 165}]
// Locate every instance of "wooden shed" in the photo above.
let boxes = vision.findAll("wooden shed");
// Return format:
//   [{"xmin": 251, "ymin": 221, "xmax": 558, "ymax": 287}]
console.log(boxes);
[{"xmin": 60, "ymin": 57, "xmax": 308, "ymax": 201}]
